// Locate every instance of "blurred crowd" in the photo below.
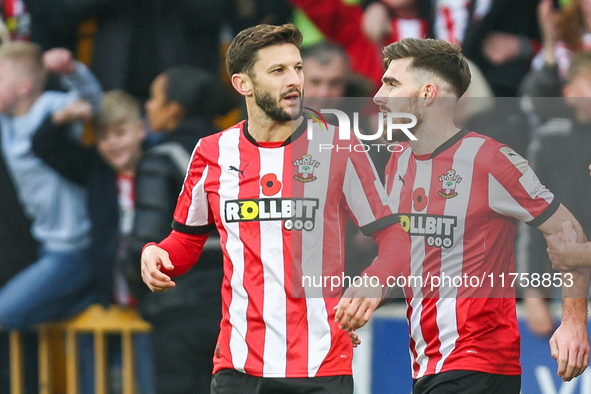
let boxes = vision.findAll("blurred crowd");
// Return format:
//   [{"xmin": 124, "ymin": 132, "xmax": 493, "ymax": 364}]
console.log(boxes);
[{"xmin": 0, "ymin": 0, "xmax": 591, "ymax": 393}]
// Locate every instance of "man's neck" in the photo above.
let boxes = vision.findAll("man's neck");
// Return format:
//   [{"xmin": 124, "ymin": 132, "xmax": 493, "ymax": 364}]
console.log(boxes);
[
  {"xmin": 246, "ymin": 106, "xmax": 303, "ymax": 142},
  {"xmin": 408, "ymin": 120, "xmax": 461, "ymax": 156}
]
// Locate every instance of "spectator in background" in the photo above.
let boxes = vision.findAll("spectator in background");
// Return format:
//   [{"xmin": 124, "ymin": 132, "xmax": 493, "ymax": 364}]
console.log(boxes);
[
  {"xmin": 520, "ymin": 0, "xmax": 591, "ymax": 97},
  {"xmin": 462, "ymin": 0, "xmax": 541, "ymax": 97},
  {"xmin": 301, "ymin": 40, "xmax": 373, "ymax": 108},
  {"xmin": 27, "ymin": 0, "xmax": 233, "ymax": 103},
  {"xmin": 520, "ymin": 52, "xmax": 591, "ymax": 337},
  {"xmin": 32, "ymin": 90, "xmax": 154, "ymax": 394},
  {"xmin": 361, "ymin": 0, "xmax": 470, "ymax": 46},
  {"xmin": 291, "ymin": 0, "xmax": 429, "ymax": 90},
  {"xmin": 122, "ymin": 66, "xmax": 226, "ymax": 394},
  {"xmin": 0, "ymin": 42, "xmax": 102, "ymax": 331}
]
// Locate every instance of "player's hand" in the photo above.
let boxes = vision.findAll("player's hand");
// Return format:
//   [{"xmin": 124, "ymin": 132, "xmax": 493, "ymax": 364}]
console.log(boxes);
[
  {"xmin": 141, "ymin": 244, "xmax": 176, "ymax": 292},
  {"xmin": 43, "ymin": 48, "xmax": 76, "ymax": 75},
  {"xmin": 349, "ymin": 330, "xmax": 361, "ymax": 348},
  {"xmin": 588, "ymin": 164, "xmax": 591, "ymax": 177},
  {"xmin": 550, "ymin": 320, "xmax": 590, "ymax": 381},
  {"xmin": 52, "ymin": 99, "xmax": 93, "ymax": 125},
  {"xmin": 334, "ymin": 282, "xmax": 382, "ymax": 332},
  {"xmin": 546, "ymin": 221, "xmax": 577, "ymax": 272}
]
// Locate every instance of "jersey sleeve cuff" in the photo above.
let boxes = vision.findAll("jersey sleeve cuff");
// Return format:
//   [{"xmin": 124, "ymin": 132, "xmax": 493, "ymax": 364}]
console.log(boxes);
[
  {"xmin": 526, "ymin": 197, "xmax": 560, "ymax": 227},
  {"xmin": 359, "ymin": 214, "xmax": 400, "ymax": 236},
  {"xmin": 171, "ymin": 220, "xmax": 215, "ymax": 235}
]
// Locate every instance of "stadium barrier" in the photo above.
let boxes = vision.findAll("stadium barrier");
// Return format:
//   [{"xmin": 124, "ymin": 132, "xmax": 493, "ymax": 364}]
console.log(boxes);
[{"xmin": 8, "ymin": 304, "xmax": 151, "ymax": 394}]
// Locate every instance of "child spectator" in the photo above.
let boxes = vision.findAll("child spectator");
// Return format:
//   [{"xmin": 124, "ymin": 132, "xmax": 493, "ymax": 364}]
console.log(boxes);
[
  {"xmin": 0, "ymin": 41, "xmax": 101, "ymax": 330},
  {"xmin": 33, "ymin": 90, "xmax": 154, "ymax": 394}
]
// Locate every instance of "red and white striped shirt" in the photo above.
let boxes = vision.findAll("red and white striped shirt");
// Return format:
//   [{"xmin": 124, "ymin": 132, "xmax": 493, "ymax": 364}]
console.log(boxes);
[
  {"xmin": 172, "ymin": 119, "xmax": 400, "ymax": 378},
  {"xmin": 385, "ymin": 129, "xmax": 558, "ymax": 379}
]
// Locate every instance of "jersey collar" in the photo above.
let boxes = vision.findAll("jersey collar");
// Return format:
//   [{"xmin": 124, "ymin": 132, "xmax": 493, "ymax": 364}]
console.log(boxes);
[
  {"xmin": 428, "ymin": 128, "xmax": 470, "ymax": 159},
  {"xmin": 243, "ymin": 114, "xmax": 309, "ymax": 147}
]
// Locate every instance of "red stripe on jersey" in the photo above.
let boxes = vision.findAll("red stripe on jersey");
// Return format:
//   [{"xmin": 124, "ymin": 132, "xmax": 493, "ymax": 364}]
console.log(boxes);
[
  {"xmin": 442, "ymin": 6, "xmax": 455, "ymax": 43},
  {"xmin": 391, "ymin": 20, "xmax": 400, "ymax": 43},
  {"xmin": 406, "ymin": 300, "xmax": 420, "ymax": 377},
  {"xmin": 423, "ymin": 20, "xmax": 429, "ymax": 39}
]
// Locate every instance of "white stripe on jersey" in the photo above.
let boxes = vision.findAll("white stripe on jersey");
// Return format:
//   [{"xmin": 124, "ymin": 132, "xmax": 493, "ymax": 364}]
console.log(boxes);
[
  {"xmin": 396, "ymin": 19, "xmax": 425, "ymax": 40},
  {"xmin": 409, "ymin": 159, "xmax": 432, "ymax": 377},
  {"xmin": 259, "ymin": 147, "xmax": 288, "ymax": 376},
  {"xmin": 343, "ymin": 157, "xmax": 377, "ymax": 227},
  {"xmin": 302, "ymin": 122, "xmax": 334, "ymax": 376},
  {"xmin": 488, "ymin": 174, "xmax": 536, "ymax": 222},
  {"xmin": 178, "ymin": 140, "xmax": 200, "ymax": 198},
  {"xmin": 186, "ymin": 165, "xmax": 210, "ymax": 226},
  {"xmin": 306, "ymin": 298, "xmax": 331, "ymax": 377},
  {"xmin": 434, "ymin": 136, "xmax": 484, "ymax": 374},
  {"xmin": 433, "ymin": 1, "xmax": 470, "ymax": 43},
  {"xmin": 218, "ymin": 128, "xmax": 249, "ymax": 372}
]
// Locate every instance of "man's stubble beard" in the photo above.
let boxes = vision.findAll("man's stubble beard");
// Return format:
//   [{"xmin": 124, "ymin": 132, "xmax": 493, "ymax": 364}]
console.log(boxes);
[
  {"xmin": 254, "ymin": 85, "xmax": 302, "ymax": 122},
  {"xmin": 382, "ymin": 96, "xmax": 423, "ymax": 142}
]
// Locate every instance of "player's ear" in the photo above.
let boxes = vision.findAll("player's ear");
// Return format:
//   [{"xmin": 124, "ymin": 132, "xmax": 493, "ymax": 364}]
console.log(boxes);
[
  {"xmin": 422, "ymin": 83, "xmax": 437, "ymax": 106},
  {"xmin": 231, "ymin": 73, "xmax": 253, "ymax": 97}
]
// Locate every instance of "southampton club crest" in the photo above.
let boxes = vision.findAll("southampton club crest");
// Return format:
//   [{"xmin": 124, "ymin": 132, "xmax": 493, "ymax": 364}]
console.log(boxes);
[
  {"xmin": 293, "ymin": 154, "xmax": 320, "ymax": 182},
  {"xmin": 438, "ymin": 169, "xmax": 462, "ymax": 199}
]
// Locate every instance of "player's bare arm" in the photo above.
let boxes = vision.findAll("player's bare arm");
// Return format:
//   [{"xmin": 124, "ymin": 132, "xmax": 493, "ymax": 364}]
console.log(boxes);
[
  {"xmin": 538, "ymin": 204, "xmax": 591, "ymax": 382},
  {"xmin": 547, "ymin": 221, "xmax": 591, "ymax": 271},
  {"xmin": 141, "ymin": 244, "xmax": 176, "ymax": 292}
]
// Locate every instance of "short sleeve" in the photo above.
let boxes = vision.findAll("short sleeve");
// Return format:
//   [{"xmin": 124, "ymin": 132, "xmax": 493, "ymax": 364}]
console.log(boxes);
[
  {"xmin": 172, "ymin": 140, "xmax": 215, "ymax": 234},
  {"xmin": 488, "ymin": 146, "xmax": 559, "ymax": 227}
]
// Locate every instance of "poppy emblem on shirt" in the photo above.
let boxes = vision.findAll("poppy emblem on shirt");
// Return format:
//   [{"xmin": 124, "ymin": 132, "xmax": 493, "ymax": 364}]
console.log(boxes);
[
  {"xmin": 437, "ymin": 169, "xmax": 462, "ymax": 199},
  {"xmin": 293, "ymin": 154, "xmax": 320, "ymax": 183}
]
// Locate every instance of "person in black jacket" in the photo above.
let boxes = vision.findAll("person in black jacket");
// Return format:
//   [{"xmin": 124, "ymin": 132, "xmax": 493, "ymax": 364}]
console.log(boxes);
[
  {"xmin": 124, "ymin": 65, "xmax": 227, "ymax": 394},
  {"xmin": 520, "ymin": 52, "xmax": 591, "ymax": 337}
]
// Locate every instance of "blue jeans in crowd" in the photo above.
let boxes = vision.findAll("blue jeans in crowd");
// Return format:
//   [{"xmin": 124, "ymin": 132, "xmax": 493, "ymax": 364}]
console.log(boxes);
[{"xmin": 0, "ymin": 246, "xmax": 97, "ymax": 330}]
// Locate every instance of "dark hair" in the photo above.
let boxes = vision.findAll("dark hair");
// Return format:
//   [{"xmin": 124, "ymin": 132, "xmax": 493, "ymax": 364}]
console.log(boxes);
[
  {"xmin": 163, "ymin": 66, "xmax": 229, "ymax": 119},
  {"xmin": 382, "ymin": 38, "xmax": 471, "ymax": 97},
  {"xmin": 225, "ymin": 23, "xmax": 303, "ymax": 77},
  {"xmin": 301, "ymin": 40, "xmax": 349, "ymax": 68}
]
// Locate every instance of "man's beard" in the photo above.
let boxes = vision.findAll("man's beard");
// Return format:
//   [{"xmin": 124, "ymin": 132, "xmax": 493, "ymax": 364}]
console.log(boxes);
[
  {"xmin": 254, "ymin": 86, "xmax": 302, "ymax": 122},
  {"xmin": 380, "ymin": 96, "xmax": 423, "ymax": 141}
]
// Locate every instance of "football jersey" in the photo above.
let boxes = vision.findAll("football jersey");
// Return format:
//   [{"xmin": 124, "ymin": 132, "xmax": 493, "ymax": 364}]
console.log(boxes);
[
  {"xmin": 384, "ymin": 129, "xmax": 558, "ymax": 379},
  {"xmin": 172, "ymin": 118, "xmax": 398, "ymax": 378}
]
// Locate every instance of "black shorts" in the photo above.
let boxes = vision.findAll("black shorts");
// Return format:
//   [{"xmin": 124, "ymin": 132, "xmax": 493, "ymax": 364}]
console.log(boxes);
[
  {"xmin": 413, "ymin": 370, "xmax": 521, "ymax": 394},
  {"xmin": 210, "ymin": 368, "xmax": 354, "ymax": 394}
]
